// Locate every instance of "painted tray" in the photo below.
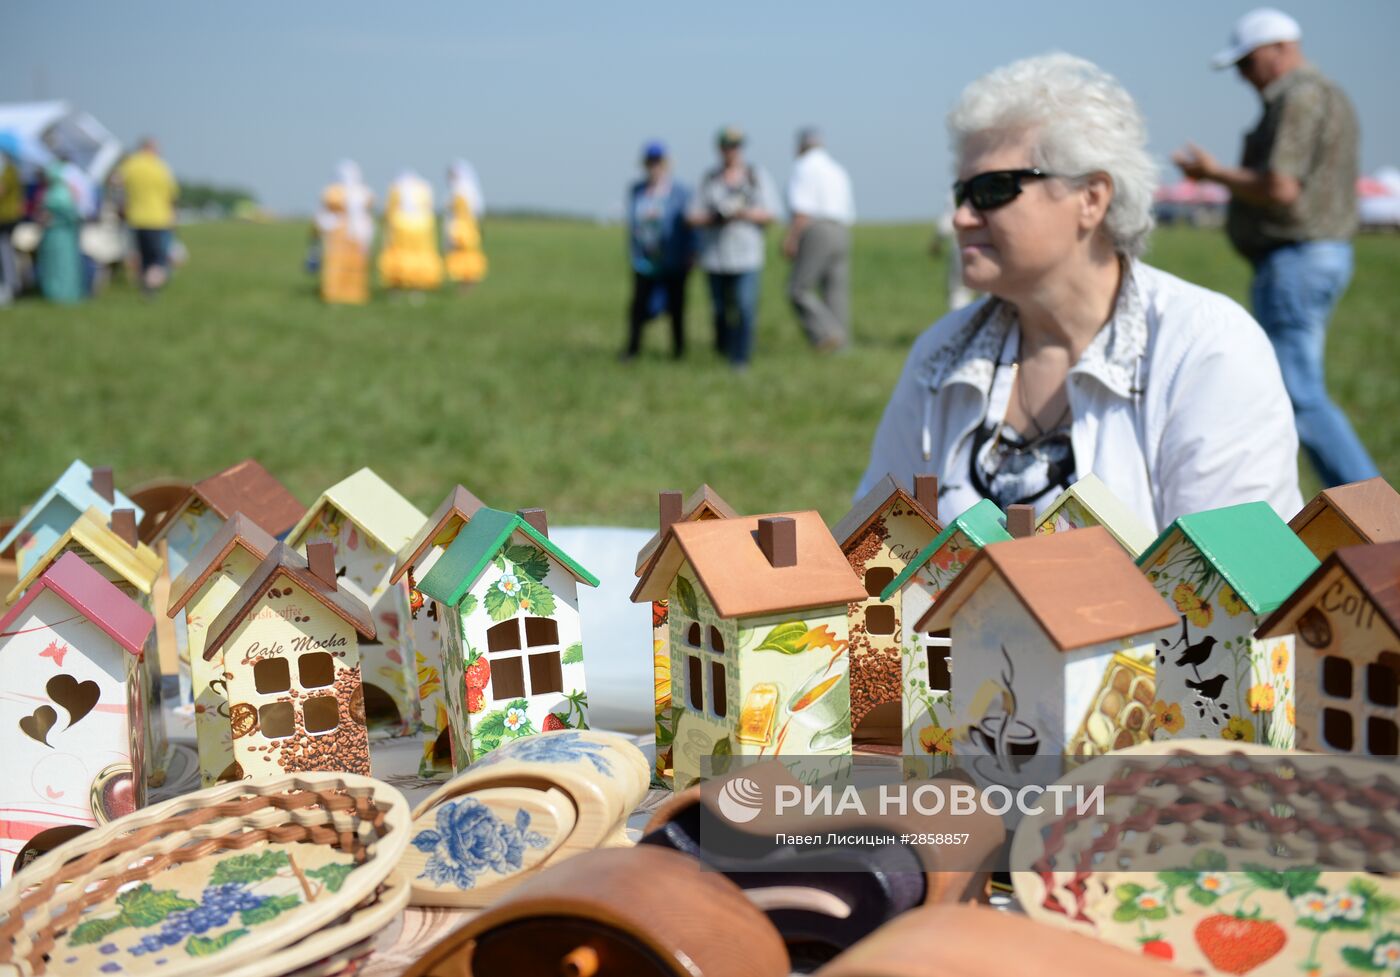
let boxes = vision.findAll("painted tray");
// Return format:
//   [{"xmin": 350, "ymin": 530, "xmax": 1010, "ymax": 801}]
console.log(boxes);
[
  {"xmin": 1011, "ymin": 739, "xmax": 1400, "ymax": 976},
  {"xmin": 0, "ymin": 772, "xmax": 410, "ymax": 977},
  {"xmin": 403, "ymin": 729, "xmax": 649, "ymax": 907}
]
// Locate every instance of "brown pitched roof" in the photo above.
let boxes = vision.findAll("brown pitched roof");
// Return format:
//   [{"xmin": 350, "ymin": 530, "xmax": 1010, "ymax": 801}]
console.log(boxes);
[
  {"xmin": 1290, "ymin": 477, "xmax": 1400, "ymax": 547},
  {"xmin": 390, "ymin": 484, "xmax": 486, "ymax": 585},
  {"xmin": 166, "ymin": 513, "xmax": 278, "ymax": 617},
  {"xmin": 830, "ymin": 474, "xmax": 941, "ymax": 550},
  {"xmin": 1256, "ymin": 539, "xmax": 1400, "ymax": 641},
  {"xmin": 150, "ymin": 460, "xmax": 304, "ymax": 542},
  {"xmin": 203, "ymin": 542, "xmax": 376, "ymax": 660},
  {"xmin": 632, "ymin": 511, "xmax": 865, "ymax": 619},
  {"xmin": 916, "ymin": 526, "xmax": 1177, "ymax": 650},
  {"xmin": 634, "ymin": 484, "xmax": 740, "ymax": 576}
]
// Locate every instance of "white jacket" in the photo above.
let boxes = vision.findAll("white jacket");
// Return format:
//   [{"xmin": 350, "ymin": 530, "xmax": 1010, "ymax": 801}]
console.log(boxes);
[{"xmin": 857, "ymin": 262, "xmax": 1302, "ymax": 534}]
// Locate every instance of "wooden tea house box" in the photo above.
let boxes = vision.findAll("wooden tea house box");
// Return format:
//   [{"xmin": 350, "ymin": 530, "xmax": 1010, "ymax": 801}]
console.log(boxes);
[
  {"xmin": 416, "ymin": 508, "xmax": 598, "ymax": 768},
  {"xmin": 165, "ymin": 514, "xmax": 277, "ymax": 785},
  {"xmin": 1033, "ymin": 473, "xmax": 1155, "ymax": 557},
  {"xmin": 0, "ymin": 462, "xmax": 142, "ymax": 578},
  {"xmin": 918, "ymin": 526, "xmax": 1176, "ymax": 763},
  {"xmin": 146, "ymin": 459, "xmax": 303, "ymax": 703},
  {"xmin": 0, "ymin": 552, "xmax": 154, "ymax": 883},
  {"xmin": 389, "ymin": 484, "xmax": 487, "ymax": 777},
  {"xmin": 286, "ymin": 468, "xmax": 427, "ymax": 737},
  {"xmin": 878, "ymin": 499, "xmax": 1014, "ymax": 763},
  {"xmin": 635, "ymin": 485, "xmax": 739, "ymax": 787},
  {"xmin": 1255, "ymin": 540, "xmax": 1400, "ymax": 755},
  {"xmin": 1289, "ymin": 477, "xmax": 1400, "ymax": 561},
  {"xmin": 631, "ymin": 512, "xmax": 866, "ymax": 790},
  {"xmin": 830, "ymin": 473, "xmax": 941, "ymax": 754},
  {"xmin": 203, "ymin": 542, "xmax": 376, "ymax": 778},
  {"xmin": 1137, "ymin": 502, "xmax": 1319, "ymax": 747}
]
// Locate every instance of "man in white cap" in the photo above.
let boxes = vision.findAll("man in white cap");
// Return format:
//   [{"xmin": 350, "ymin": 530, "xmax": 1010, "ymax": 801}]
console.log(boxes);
[
  {"xmin": 1173, "ymin": 8, "xmax": 1375, "ymax": 488},
  {"xmin": 783, "ymin": 126, "xmax": 855, "ymax": 353}
]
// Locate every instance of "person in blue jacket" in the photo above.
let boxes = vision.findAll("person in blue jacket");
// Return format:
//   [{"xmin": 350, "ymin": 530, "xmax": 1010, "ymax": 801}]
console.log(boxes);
[{"xmin": 622, "ymin": 141, "xmax": 696, "ymax": 360}]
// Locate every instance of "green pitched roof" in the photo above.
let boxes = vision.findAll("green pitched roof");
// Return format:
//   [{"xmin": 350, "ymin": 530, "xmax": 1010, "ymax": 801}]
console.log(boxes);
[
  {"xmin": 1136, "ymin": 501, "xmax": 1319, "ymax": 615},
  {"xmin": 417, "ymin": 507, "xmax": 599, "ymax": 608},
  {"xmin": 880, "ymin": 499, "xmax": 1010, "ymax": 601}
]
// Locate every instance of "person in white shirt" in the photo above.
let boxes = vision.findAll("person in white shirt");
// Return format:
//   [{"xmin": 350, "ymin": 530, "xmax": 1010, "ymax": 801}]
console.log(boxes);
[
  {"xmin": 857, "ymin": 54, "xmax": 1301, "ymax": 533},
  {"xmin": 783, "ymin": 127, "xmax": 855, "ymax": 351}
]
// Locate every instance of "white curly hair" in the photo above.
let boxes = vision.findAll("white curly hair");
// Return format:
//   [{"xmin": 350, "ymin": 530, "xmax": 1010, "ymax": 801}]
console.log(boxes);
[{"xmin": 948, "ymin": 53, "xmax": 1157, "ymax": 258}]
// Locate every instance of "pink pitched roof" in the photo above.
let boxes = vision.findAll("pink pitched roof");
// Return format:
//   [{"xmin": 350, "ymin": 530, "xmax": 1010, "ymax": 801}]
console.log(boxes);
[{"xmin": 0, "ymin": 551, "xmax": 153, "ymax": 656}]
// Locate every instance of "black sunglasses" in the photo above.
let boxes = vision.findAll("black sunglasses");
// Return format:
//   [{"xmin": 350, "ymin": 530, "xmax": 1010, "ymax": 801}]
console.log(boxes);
[{"xmin": 953, "ymin": 168, "xmax": 1054, "ymax": 211}]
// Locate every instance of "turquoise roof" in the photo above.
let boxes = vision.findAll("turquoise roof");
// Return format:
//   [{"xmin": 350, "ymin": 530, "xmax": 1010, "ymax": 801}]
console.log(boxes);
[
  {"xmin": 417, "ymin": 507, "xmax": 599, "ymax": 608},
  {"xmin": 880, "ymin": 499, "xmax": 1010, "ymax": 601},
  {"xmin": 0, "ymin": 460, "xmax": 143, "ymax": 556},
  {"xmin": 1137, "ymin": 501, "xmax": 1319, "ymax": 615}
]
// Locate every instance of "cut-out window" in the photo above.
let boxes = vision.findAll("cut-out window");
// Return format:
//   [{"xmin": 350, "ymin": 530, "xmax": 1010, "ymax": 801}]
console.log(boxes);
[
  {"xmin": 1371, "ymin": 653, "xmax": 1400, "ymax": 708},
  {"xmin": 492, "ymin": 657, "xmax": 526, "ymax": 700},
  {"xmin": 687, "ymin": 655, "xmax": 703, "ymax": 711},
  {"xmin": 708, "ymin": 626, "xmax": 725, "ymax": 654},
  {"xmin": 865, "ymin": 604, "xmax": 897, "ymax": 635},
  {"xmin": 1368, "ymin": 716, "xmax": 1399, "ymax": 755},
  {"xmin": 525, "ymin": 617, "xmax": 559, "ymax": 647},
  {"xmin": 1322, "ymin": 656, "xmax": 1353, "ymax": 699},
  {"xmin": 303, "ymin": 696, "xmax": 339, "ymax": 733},
  {"xmin": 864, "ymin": 566, "xmax": 896, "ymax": 598},
  {"xmin": 926, "ymin": 633, "xmax": 952, "ymax": 692},
  {"xmin": 487, "ymin": 620, "xmax": 522, "ymax": 653},
  {"xmin": 1323, "ymin": 708, "xmax": 1354, "ymax": 752},
  {"xmin": 711, "ymin": 660, "xmax": 727, "ymax": 718},
  {"xmin": 259, "ymin": 702, "xmax": 295, "ymax": 739},
  {"xmin": 687, "ymin": 622, "xmax": 702, "ymax": 647},
  {"xmin": 529, "ymin": 652, "xmax": 563, "ymax": 695},
  {"xmin": 298, "ymin": 652, "xmax": 334, "ymax": 689},
  {"xmin": 254, "ymin": 658, "xmax": 291, "ymax": 694}
]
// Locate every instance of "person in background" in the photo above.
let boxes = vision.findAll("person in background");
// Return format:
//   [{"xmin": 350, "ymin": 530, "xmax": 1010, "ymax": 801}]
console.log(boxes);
[
  {"xmin": 444, "ymin": 159, "xmax": 488, "ymax": 291},
  {"xmin": 859, "ymin": 53, "xmax": 1300, "ymax": 532},
  {"xmin": 116, "ymin": 137, "xmax": 179, "ymax": 296},
  {"xmin": 1174, "ymin": 8, "xmax": 1376, "ymax": 488},
  {"xmin": 60, "ymin": 157, "xmax": 98, "ymax": 296},
  {"xmin": 35, "ymin": 163, "xmax": 83, "ymax": 304},
  {"xmin": 0, "ymin": 134, "xmax": 23, "ymax": 306},
  {"xmin": 687, "ymin": 126, "xmax": 778, "ymax": 370},
  {"xmin": 622, "ymin": 141, "xmax": 695, "ymax": 361},
  {"xmin": 315, "ymin": 160, "xmax": 374, "ymax": 304},
  {"xmin": 783, "ymin": 127, "xmax": 855, "ymax": 352},
  {"xmin": 378, "ymin": 169, "xmax": 443, "ymax": 298}
]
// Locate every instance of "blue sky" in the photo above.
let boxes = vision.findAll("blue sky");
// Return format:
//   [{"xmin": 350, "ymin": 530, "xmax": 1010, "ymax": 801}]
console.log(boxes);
[{"xmin": 6, "ymin": 1, "xmax": 1398, "ymax": 220}]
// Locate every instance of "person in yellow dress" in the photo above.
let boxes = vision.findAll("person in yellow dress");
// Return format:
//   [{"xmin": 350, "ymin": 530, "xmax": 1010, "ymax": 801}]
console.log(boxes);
[
  {"xmin": 378, "ymin": 169, "xmax": 443, "ymax": 294},
  {"xmin": 316, "ymin": 160, "xmax": 374, "ymax": 304},
  {"xmin": 444, "ymin": 159, "xmax": 488, "ymax": 290}
]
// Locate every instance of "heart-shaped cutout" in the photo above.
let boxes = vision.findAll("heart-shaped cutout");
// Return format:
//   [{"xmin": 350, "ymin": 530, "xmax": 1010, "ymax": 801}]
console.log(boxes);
[
  {"xmin": 47, "ymin": 674, "xmax": 101, "ymax": 728},
  {"xmin": 20, "ymin": 706, "xmax": 58, "ymax": 746}
]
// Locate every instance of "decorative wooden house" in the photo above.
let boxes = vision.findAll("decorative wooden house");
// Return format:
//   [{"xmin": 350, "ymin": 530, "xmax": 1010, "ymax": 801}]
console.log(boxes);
[
  {"xmin": 389, "ymin": 484, "xmax": 487, "ymax": 777},
  {"xmin": 878, "ymin": 499, "xmax": 1015, "ymax": 762},
  {"xmin": 0, "ymin": 462, "xmax": 142, "ymax": 578},
  {"xmin": 631, "ymin": 512, "xmax": 866, "ymax": 790},
  {"xmin": 831, "ymin": 473, "xmax": 941, "ymax": 754},
  {"xmin": 0, "ymin": 552, "xmax": 154, "ymax": 884},
  {"xmin": 635, "ymin": 485, "xmax": 739, "ymax": 788},
  {"xmin": 1137, "ymin": 502, "xmax": 1319, "ymax": 747},
  {"xmin": 165, "ymin": 514, "xmax": 277, "ymax": 786},
  {"xmin": 417, "ymin": 507, "xmax": 598, "ymax": 769},
  {"xmin": 918, "ymin": 526, "xmax": 1177, "ymax": 763},
  {"xmin": 1256, "ymin": 540, "xmax": 1400, "ymax": 755},
  {"xmin": 146, "ymin": 459, "xmax": 303, "ymax": 704},
  {"xmin": 1289, "ymin": 477, "xmax": 1400, "ymax": 561},
  {"xmin": 286, "ymin": 468, "xmax": 427, "ymax": 737},
  {"xmin": 203, "ymin": 542, "xmax": 376, "ymax": 778},
  {"xmin": 1033, "ymin": 473, "xmax": 1155, "ymax": 557}
]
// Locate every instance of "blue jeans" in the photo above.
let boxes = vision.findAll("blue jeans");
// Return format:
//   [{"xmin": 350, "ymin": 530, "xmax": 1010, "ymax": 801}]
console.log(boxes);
[
  {"xmin": 1251, "ymin": 240, "xmax": 1379, "ymax": 487},
  {"xmin": 706, "ymin": 270, "xmax": 760, "ymax": 365}
]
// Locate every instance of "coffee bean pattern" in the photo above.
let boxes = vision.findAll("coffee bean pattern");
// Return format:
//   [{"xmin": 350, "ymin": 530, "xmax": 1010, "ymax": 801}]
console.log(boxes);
[{"xmin": 248, "ymin": 666, "xmax": 370, "ymax": 776}]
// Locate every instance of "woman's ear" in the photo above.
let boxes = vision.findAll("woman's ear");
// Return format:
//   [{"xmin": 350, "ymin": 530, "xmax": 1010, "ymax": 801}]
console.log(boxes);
[{"xmin": 1080, "ymin": 172, "xmax": 1114, "ymax": 232}]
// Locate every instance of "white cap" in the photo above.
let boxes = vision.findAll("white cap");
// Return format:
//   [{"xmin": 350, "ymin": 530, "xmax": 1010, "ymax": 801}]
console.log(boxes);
[{"xmin": 1212, "ymin": 8, "xmax": 1302, "ymax": 69}]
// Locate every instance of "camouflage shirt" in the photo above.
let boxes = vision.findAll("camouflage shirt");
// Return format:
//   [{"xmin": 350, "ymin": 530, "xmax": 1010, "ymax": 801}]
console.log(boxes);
[{"xmin": 1226, "ymin": 65, "xmax": 1359, "ymax": 262}]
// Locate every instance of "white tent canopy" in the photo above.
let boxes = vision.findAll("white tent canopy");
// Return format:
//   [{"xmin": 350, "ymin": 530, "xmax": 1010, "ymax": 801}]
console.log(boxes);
[{"xmin": 0, "ymin": 101, "xmax": 123, "ymax": 184}]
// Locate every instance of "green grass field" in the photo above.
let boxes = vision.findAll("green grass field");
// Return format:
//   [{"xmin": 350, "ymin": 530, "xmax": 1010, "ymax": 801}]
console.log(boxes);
[{"xmin": 2, "ymin": 220, "xmax": 1397, "ymax": 527}]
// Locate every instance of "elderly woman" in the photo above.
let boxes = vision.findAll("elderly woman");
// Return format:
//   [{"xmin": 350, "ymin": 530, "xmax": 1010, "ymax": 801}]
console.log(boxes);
[{"xmin": 858, "ymin": 54, "xmax": 1300, "ymax": 531}]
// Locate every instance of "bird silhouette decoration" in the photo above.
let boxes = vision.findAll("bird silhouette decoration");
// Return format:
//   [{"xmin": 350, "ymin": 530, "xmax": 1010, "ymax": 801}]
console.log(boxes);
[{"xmin": 1159, "ymin": 615, "xmax": 1231, "ymax": 726}]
